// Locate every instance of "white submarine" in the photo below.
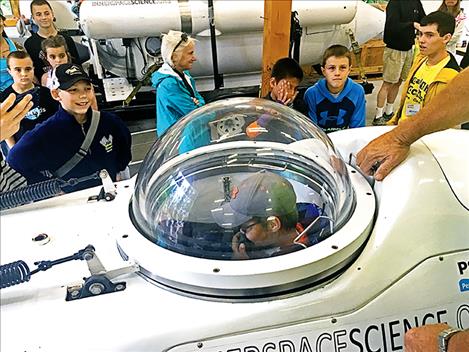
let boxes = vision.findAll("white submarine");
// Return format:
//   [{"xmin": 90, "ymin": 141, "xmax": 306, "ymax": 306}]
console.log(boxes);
[{"xmin": 1, "ymin": 98, "xmax": 468, "ymax": 351}]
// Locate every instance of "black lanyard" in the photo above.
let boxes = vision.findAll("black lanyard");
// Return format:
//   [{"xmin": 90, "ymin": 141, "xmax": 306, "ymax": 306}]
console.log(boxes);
[{"xmin": 174, "ymin": 69, "xmax": 196, "ymax": 99}]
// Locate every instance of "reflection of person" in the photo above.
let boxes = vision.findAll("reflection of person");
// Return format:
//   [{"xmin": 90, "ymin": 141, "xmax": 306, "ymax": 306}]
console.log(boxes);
[
  {"xmin": 151, "ymin": 30, "xmax": 205, "ymax": 137},
  {"xmin": 438, "ymin": 0, "xmax": 466, "ymax": 55},
  {"xmin": 304, "ymin": 45, "xmax": 365, "ymax": 133},
  {"xmin": 372, "ymin": 0, "xmax": 425, "ymax": 126},
  {"xmin": 388, "ymin": 11, "xmax": 460, "ymax": 125},
  {"xmin": 356, "ymin": 67, "xmax": 469, "ymax": 181},
  {"xmin": 0, "ymin": 94, "xmax": 33, "ymax": 192},
  {"xmin": 7, "ymin": 63, "xmax": 131, "ymax": 192},
  {"xmin": 212, "ymin": 170, "xmax": 307, "ymax": 260},
  {"xmin": 404, "ymin": 323, "xmax": 469, "ymax": 352}
]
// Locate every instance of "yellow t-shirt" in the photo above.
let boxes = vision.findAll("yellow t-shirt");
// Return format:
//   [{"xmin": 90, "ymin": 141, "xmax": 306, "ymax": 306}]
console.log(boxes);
[{"xmin": 400, "ymin": 55, "xmax": 451, "ymax": 122}]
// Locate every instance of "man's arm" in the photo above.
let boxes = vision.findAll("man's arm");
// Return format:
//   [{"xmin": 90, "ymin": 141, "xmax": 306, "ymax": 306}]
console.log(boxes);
[
  {"xmin": 357, "ymin": 68, "xmax": 469, "ymax": 180},
  {"xmin": 405, "ymin": 324, "xmax": 469, "ymax": 352}
]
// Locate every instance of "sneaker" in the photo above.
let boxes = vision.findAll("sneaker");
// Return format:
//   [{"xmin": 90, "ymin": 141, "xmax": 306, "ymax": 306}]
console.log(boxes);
[
  {"xmin": 372, "ymin": 116, "xmax": 388, "ymax": 126},
  {"xmin": 382, "ymin": 112, "xmax": 394, "ymax": 122}
]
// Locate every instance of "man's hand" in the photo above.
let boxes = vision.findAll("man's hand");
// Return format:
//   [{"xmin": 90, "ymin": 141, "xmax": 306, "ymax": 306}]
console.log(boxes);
[
  {"xmin": 231, "ymin": 232, "xmax": 250, "ymax": 260},
  {"xmin": 356, "ymin": 129, "xmax": 410, "ymax": 181},
  {"xmin": 0, "ymin": 93, "xmax": 33, "ymax": 142},
  {"xmin": 405, "ymin": 323, "xmax": 449, "ymax": 352}
]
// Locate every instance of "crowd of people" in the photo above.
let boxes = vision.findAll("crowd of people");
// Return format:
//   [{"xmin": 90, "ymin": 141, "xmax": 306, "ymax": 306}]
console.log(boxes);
[
  {"xmin": 1, "ymin": 0, "xmax": 468, "ymax": 196},
  {"xmin": 0, "ymin": 0, "xmax": 131, "ymax": 194}
]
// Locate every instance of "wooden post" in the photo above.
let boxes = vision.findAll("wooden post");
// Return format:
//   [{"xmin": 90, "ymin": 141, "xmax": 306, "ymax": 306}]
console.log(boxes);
[
  {"xmin": 4, "ymin": 0, "xmax": 21, "ymax": 27},
  {"xmin": 260, "ymin": 0, "xmax": 293, "ymax": 97}
]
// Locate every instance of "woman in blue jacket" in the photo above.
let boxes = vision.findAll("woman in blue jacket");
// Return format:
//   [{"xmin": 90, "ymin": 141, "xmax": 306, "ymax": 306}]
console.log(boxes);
[{"xmin": 152, "ymin": 30, "xmax": 205, "ymax": 138}]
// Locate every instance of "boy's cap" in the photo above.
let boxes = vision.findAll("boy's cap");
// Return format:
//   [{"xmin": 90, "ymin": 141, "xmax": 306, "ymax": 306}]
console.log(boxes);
[
  {"xmin": 53, "ymin": 63, "xmax": 91, "ymax": 90},
  {"xmin": 211, "ymin": 170, "xmax": 297, "ymax": 228}
]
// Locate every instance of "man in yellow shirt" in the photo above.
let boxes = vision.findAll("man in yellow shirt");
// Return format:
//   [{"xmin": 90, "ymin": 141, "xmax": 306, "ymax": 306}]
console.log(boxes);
[{"xmin": 389, "ymin": 11, "xmax": 460, "ymax": 125}]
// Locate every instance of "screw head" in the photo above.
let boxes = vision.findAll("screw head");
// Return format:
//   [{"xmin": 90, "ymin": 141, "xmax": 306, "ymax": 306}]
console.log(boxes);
[{"xmin": 89, "ymin": 283, "xmax": 105, "ymax": 295}]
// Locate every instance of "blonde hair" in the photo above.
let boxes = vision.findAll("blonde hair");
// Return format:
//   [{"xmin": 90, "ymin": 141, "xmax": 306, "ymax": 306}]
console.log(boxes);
[{"xmin": 438, "ymin": 0, "xmax": 461, "ymax": 18}]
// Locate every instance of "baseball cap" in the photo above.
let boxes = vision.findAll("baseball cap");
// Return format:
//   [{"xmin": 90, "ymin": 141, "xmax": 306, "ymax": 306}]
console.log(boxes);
[
  {"xmin": 52, "ymin": 63, "xmax": 91, "ymax": 90},
  {"xmin": 211, "ymin": 170, "xmax": 297, "ymax": 228}
]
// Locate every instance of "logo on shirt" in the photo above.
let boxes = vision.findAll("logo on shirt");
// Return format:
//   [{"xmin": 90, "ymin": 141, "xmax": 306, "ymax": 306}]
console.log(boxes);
[
  {"xmin": 25, "ymin": 107, "xmax": 46, "ymax": 121},
  {"xmin": 100, "ymin": 135, "xmax": 113, "ymax": 153}
]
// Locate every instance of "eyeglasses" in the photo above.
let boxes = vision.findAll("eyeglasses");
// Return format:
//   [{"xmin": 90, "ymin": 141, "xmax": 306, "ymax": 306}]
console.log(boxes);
[
  {"xmin": 240, "ymin": 219, "xmax": 260, "ymax": 235},
  {"xmin": 173, "ymin": 32, "xmax": 188, "ymax": 53}
]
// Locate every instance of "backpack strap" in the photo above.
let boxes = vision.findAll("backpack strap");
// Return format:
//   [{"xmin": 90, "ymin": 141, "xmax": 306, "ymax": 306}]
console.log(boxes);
[{"xmin": 54, "ymin": 110, "xmax": 100, "ymax": 178}]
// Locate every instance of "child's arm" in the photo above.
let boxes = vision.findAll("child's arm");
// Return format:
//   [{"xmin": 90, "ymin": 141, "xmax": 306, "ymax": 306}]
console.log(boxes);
[
  {"xmin": 41, "ymin": 72, "xmax": 48, "ymax": 87},
  {"xmin": 349, "ymin": 88, "xmax": 366, "ymax": 128}
]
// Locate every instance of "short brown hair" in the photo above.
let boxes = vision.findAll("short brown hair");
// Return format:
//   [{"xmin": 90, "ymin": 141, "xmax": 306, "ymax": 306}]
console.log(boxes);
[
  {"xmin": 321, "ymin": 45, "xmax": 352, "ymax": 67},
  {"xmin": 41, "ymin": 35, "xmax": 71, "ymax": 64},
  {"xmin": 30, "ymin": 0, "xmax": 53, "ymax": 13},
  {"xmin": 7, "ymin": 50, "xmax": 32, "ymax": 68}
]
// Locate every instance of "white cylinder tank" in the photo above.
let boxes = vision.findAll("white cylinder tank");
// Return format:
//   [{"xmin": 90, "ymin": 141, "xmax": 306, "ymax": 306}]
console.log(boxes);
[{"xmin": 80, "ymin": 0, "xmax": 357, "ymax": 39}]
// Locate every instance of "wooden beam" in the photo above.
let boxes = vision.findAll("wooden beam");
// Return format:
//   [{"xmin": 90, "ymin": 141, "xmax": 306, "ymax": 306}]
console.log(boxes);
[
  {"xmin": 260, "ymin": 0, "xmax": 292, "ymax": 97},
  {"xmin": 4, "ymin": 0, "xmax": 21, "ymax": 27}
]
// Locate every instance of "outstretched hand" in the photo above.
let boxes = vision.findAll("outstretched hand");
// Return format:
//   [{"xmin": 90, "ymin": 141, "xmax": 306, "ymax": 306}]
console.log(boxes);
[
  {"xmin": 356, "ymin": 129, "xmax": 410, "ymax": 181},
  {"xmin": 0, "ymin": 93, "xmax": 33, "ymax": 142}
]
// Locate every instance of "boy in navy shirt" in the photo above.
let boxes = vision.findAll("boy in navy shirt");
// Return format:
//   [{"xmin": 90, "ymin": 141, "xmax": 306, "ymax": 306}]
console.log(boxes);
[
  {"xmin": 304, "ymin": 45, "xmax": 365, "ymax": 133},
  {"xmin": 0, "ymin": 51, "xmax": 58, "ymax": 148},
  {"xmin": 8, "ymin": 63, "xmax": 131, "ymax": 192}
]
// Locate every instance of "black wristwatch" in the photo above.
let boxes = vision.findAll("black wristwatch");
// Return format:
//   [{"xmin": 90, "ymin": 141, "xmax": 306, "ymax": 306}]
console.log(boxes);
[{"xmin": 438, "ymin": 328, "xmax": 461, "ymax": 352}]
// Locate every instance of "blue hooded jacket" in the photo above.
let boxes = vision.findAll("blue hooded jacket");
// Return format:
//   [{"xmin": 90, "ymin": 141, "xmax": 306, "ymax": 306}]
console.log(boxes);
[
  {"xmin": 151, "ymin": 63, "xmax": 205, "ymax": 137},
  {"xmin": 304, "ymin": 78, "xmax": 365, "ymax": 133}
]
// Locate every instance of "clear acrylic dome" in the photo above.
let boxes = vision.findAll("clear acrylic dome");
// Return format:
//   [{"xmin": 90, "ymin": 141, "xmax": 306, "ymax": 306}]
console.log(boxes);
[{"xmin": 130, "ymin": 98, "xmax": 355, "ymax": 260}]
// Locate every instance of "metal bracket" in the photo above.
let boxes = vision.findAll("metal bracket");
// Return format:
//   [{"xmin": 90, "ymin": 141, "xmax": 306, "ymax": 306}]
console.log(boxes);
[{"xmin": 66, "ymin": 246, "xmax": 139, "ymax": 301}]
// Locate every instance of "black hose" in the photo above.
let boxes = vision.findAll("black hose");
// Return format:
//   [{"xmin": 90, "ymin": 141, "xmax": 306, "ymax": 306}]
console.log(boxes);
[
  {"xmin": 0, "ymin": 178, "xmax": 65, "ymax": 211},
  {"xmin": 0, "ymin": 261, "xmax": 31, "ymax": 289}
]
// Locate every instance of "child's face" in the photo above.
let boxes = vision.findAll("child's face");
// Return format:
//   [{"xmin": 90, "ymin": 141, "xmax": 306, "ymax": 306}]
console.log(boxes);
[
  {"xmin": 8, "ymin": 57, "xmax": 34, "ymax": 90},
  {"xmin": 54, "ymin": 80, "xmax": 94, "ymax": 118},
  {"xmin": 31, "ymin": 4, "xmax": 54, "ymax": 29},
  {"xmin": 270, "ymin": 77, "xmax": 300, "ymax": 102},
  {"xmin": 46, "ymin": 46, "xmax": 68, "ymax": 68},
  {"xmin": 321, "ymin": 56, "xmax": 351, "ymax": 94}
]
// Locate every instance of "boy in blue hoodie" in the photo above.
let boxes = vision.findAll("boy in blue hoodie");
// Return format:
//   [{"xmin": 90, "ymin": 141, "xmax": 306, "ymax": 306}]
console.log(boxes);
[{"xmin": 304, "ymin": 45, "xmax": 365, "ymax": 133}]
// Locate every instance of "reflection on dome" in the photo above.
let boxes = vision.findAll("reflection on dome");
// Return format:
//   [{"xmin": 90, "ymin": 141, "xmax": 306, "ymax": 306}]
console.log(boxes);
[{"xmin": 131, "ymin": 98, "xmax": 355, "ymax": 260}]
